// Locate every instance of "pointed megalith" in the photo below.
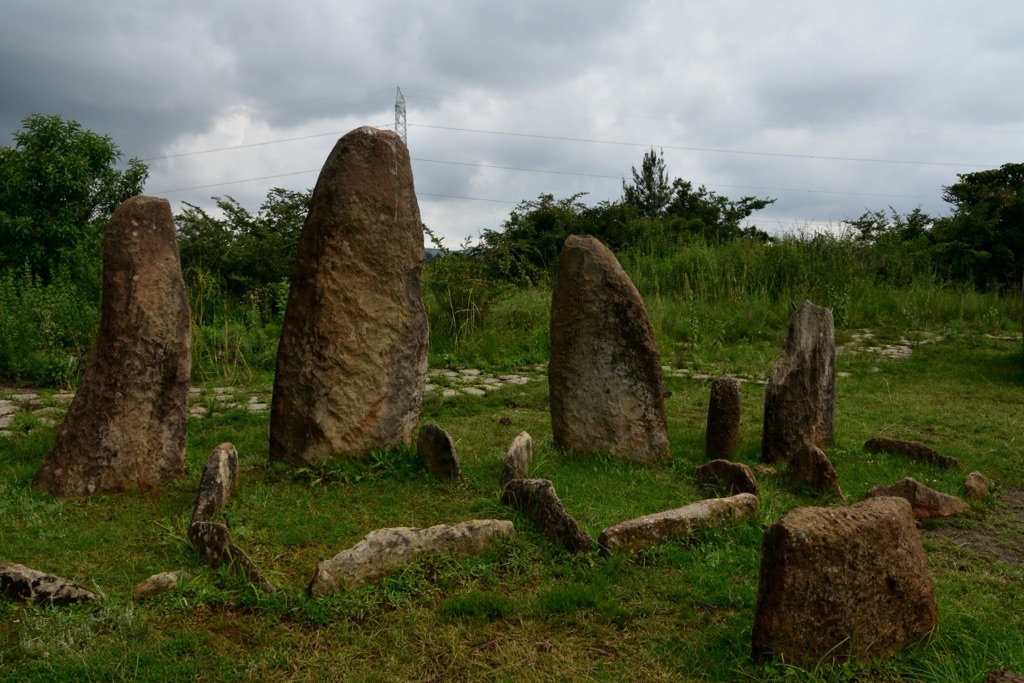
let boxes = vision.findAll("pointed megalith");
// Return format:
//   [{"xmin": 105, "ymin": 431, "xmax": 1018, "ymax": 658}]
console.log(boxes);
[
  {"xmin": 270, "ymin": 127, "xmax": 428, "ymax": 464},
  {"xmin": 761, "ymin": 300, "xmax": 835, "ymax": 464},
  {"xmin": 549, "ymin": 235, "xmax": 669, "ymax": 462},
  {"xmin": 33, "ymin": 196, "xmax": 190, "ymax": 498}
]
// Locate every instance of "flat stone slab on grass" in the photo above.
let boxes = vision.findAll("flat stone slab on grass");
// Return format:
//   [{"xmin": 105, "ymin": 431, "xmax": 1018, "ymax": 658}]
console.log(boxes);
[
  {"xmin": 501, "ymin": 478, "xmax": 593, "ymax": 553},
  {"xmin": 0, "ymin": 562, "xmax": 100, "ymax": 605},
  {"xmin": 864, "ymin": 437, "xmax": 962, "ymax": 470},
  {"xmin": 598, "ymin": 493, "xmax": 758, "ymax": 554},
  {"xmin": 752, "ymin": 497, "xmax": 937, "ymax": 665},
  {"xmin": 308, "ymin": 520, "xmax": 514, "ymax": 595},
  {"xmin": 865, "ymin": 477, "xmax": 970, "ymax": 519}
]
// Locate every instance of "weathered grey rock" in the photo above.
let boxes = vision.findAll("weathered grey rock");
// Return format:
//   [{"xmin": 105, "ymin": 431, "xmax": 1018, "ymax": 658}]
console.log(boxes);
[
  {"xmin": 864, "ymin": 477, "xmax": 970, "ymax": 519},
  {"xmin": 752, "ymin": 497, "xmax": 937, "ymax": 665},
  {"xmin": 0, "ymin": 562, "xmax": 100, "ymax": 605},
  {"xmin": 270, "ymin": 127, "xmax": 428, "ymax": 464},
  {"xmin": 308, "ymin": 520, "xmax": 514, "ymax": 595},
  {"xmin": 132, "ymin": 570, "xmax": 190, "ymax": 601},
  {"xmin": 864, "ymin": 437, "xmax": 962, "ymax": 470},
  {"xmin": 761, "ymin": 300, "xmax": 835, "ymax": 464},
  {"xmin": 191, "ymin": 443, "xmax": 239, "ymax": 525},
  {"xmin": 417, "ymin": 423, "xmax": 461, "ymax": 480},
  {"xmin": 786, "ymin": 444, "xmax": 846, "ymax": 502},
  {"xmin": 501, "ymin": 478, "xmax": 593, "ymax": 553},
  {"xmin": 987, "ymin": 670, "xmax": 1024, "ymax": 683},
  {"xmin": 549, "ymin": 235, "xmax": 669, "ymax": 462},
  {"xmin": 499, "ymin": 431, "xmax": 534, "ymax": 488},
  {"xmin": 705, "ymin": 378, "xmax": 742, "ymax": 458},
  {"xmin": 598, "ymin": 493, "xmax": 758, "ymax": 554},
  {"xmin": 694, "ymin": 460, "xmax": 759, "ymax": 496},
  {"xmin": 964, "ymin": 471, "xmax": 990, "ymax": 501},
  {"xmin": 187, "ymin": 521, "xmax": 276, "ymax": 593},
  {"xmin": 34, "ymin": 196, "xmax": 190, "ymax": 497}
]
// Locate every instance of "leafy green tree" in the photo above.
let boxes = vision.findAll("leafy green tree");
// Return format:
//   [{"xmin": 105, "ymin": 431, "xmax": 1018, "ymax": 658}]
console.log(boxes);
[
  {"xmin": 0, "ymin": 114, "xmax": 148, "ymax": 290},
  {"xmin": 666, "ymin": 179, "xmax": 775, "ymax": 243},
  {"xmin": 622, "ymin": 148, "xmax": 672, "ymax": 218},
  {"xmin": 932, "ymin": 163, "xmax": 1024, "ymax": 290},
  {"xmin": 845, "ymin": 207, "xmax": 933, "ymax": 244}
]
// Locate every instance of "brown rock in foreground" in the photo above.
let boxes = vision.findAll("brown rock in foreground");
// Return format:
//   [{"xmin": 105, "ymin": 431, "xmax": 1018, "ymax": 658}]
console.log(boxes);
[
  {"xmin": 752, "ymin": 497, "xmax": 937, "ymax": 665},
  {"xmin": 694, "ymin": 460, "xmax": 759, "ymax": 496},
  {"xmin": 598, "ymin": 493, "xmax": 758, "ymax": 554},
  {"xmin": 761, "ymin": 300, "xmax": 835, "ymax": 464},
  {"xmin": 270, "ymin": 127, "xmax": 428, "ymax": 464},
  {"xmin": 501, "ymin": 478, "xmax": 593, "ymax": 553},
  {"xmin": 34, "ymin": 196, "xmax": 190, "ymax": 497},
  {"xmin": 864, "ymin": 437, "xmax": 962, "ymax": 470},
  {"xmin": 705, "ymin": 378, "xmax": 742, "ymax": 458},
  {"xmin": 549, "ymin": 235, "xmax": 669, "ymax": 462},
  {"xmin": 864, "ymin": 477, "xmax": 970, "ymax": 519},
  {"xmin": 964, "ymin": 471, "xmax": 990, "ymax": 501},
  {"xmin": 308, "ymin": 520, "xmax": 514, "ymax": 595},
  {"xmin": 0, "ymin": 562, "xmax": 100, "ymax": 605}
]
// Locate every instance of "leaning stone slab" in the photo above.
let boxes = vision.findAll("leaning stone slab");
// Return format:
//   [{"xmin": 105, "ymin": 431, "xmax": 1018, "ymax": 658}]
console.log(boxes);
[
  {"xmin": 132, "ymin": 570, "xmax": 190, "ymax": 601},
  {"xmin": 705, "ymin": 378, "xmax": 742, "ymax": 458},
  {"xmin": 188, "ymin": 522, "xmax": 276, "ymax": 593},
  {"xmin": 270, "ymin": 126, "xmax": 428, "ymax": 464},
  {"xmin": 964, "ymin": 471, "xmax": 990, "ymax": 501},
  {"xmin": 308, "ymin": 520, "xmax": 514, "ymax": 595},
  {"xmin": 864, "ymin": 437, "xmax": 962, "ymax": 470},
  {"xmin": 786, "ymin": 444, "xmax": 846, "ymax": 502},
  {"xmin": 498, "ymin": 431, "xmax": 534, "ymax": 488},
  {"xmin": 501, "ymin": 478, "xmax": 593, "ymax": 553},
  {"xmin": 549, "ymin": 235, "xmax": 669, "ymax": 462},
  {"xmin": 761, "ymin": 300, "xmax": 835, "ymax": 464},
  {"xmin": 752, "ymin": 497, "xmax": 937, "ymax": 665},
  {"xmin": 598, "ymin": 493, "xmax": 758, "ymax": 554},
  {"xmin": 0, "ymin": 562, "xmax": 100, "ymax": 605},
  {"xmin": 694, "ymin": 460, "xmax": 759, "ymax": 496},
  {"xmin": 191, "ymin": 443, "xmax": 239, "ymax": 524},
  {"xmin": 417, "ymin": 423, "xmax": 462, "ymax": 480},
  {"xmin": 864, "ymin": 477, "xmax": 970, "ymax": 519},
  {"xmin": 34, "ymin": 196, "xmax": 190, "ymax": 497}
]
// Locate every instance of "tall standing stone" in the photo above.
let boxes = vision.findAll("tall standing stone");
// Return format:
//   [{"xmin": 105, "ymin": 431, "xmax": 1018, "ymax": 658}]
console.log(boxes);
[
  {"xmin": 270, "ymin": 127, "xmax": 428, "ymax": 464},
  {"xmin": 549, "ymin": 235, "xmax": 669, "ymax": 462},
  {"xmin": 761, "ymin": 300, "xmax": 835, "ymax": 464},
  {"xmin": 706, "ymin": 377, "xmax": 741, "ymax": 458},
  {"xmin": 33, "ymin": 196, "xmax": 190, "ymax": 498}
]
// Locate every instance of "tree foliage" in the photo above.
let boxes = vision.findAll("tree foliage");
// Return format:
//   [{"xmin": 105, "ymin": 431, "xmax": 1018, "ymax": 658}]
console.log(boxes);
[
  {"xmin": 0, "ymin": 114, "xmax": 148, "ymax": 290},
  {"xmin": 932, "ymin": 163, "xmax": 1024, "ymax": 290},
  {"xmin": 622, "ymin": 149, "xmax": 672, "ymax": 218}
]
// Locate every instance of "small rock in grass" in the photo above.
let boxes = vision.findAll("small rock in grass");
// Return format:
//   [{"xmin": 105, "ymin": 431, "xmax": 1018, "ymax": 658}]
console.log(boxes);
[
  {"xmin": 501, "ymin": 478, "xmax": 593, "ymax": 553},
  {"xmin": 187, "ymin": 521, "xmax": 276, "ymax": 593},
  {"xmin": 964, "ymin": 471, "xmax": 990, "ymax": 501},
  {"xmin": 864, "ymin": 477, "xmax": 969, "ymax": 519},
  {"xmin": 786, "ymin": 444, "xmax": 846, "ymax": 502},
  {"xmin": 499, "ymin": 431, "xmax": 534, "ymax": 488},
  {"xmin": 598, "ymin": 493, "xmax": 758, "ymax": 554},
  {"xmin": 694, "ymin": 460, "xmax": 758, "ymax": 496},
  {"xmin": 0, "ymin": 562, "xmax": 100, "ymax": 605},
  {"xmin": 864, "ymin": 437, "xmax": 962, "ymax": 470},
  {"xmin": 417, "ymin": 423, "xmax": 462, "ymax": 480},
  {"xmin": 191, "ymin": 443, "xmax": 239, "ymax": 525},
  {"xmin": 986, "ymin": 671, "xmax": 1024, "ymax": 683},
  {"xmin": 132, "ymin": 570, "xmax": 190, "ymax": 601}
]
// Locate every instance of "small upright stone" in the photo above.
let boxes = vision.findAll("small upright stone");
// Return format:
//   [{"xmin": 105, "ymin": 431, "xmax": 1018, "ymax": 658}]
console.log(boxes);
[
  {"xmin": 501, "ymin": 478, "xmax": 593, "ymax": 553},
  {"xmin": 191, "ymin": 443, "xmax": 239, "ymax": 524},
  {"xmin": 761, "ymin": 300, "xmax": 835, "ymax": 464},
  {"xmin": 34, "ymin": 196, "xmax": 190, "ymax": 498},
  {"xmin": 499, "ymin": 431, "xmax": 534, "ymax": 488},
  {"xmin": 417, "ymin": 423, "xmax": 462, "ymax": 480},
  {"xmin": 705, "ymin": 378, "xmax": 742, "ymax": 458},
  {"xmin": 964, "ymin": 471, "xmax": 990, "ymax": 501},
  {"xmin": 549, "ymin": 235, "xmax": 669, "ymax": 462},
  {"xmin": 270, "ymin": 127, "xmax": 428, "ymax": 464},
  {"xmin": 752, "ymin": 497, "xmax": 937, "ymax": 665},
  {"xmin": 786, "ymin": 444, "xmax": 846, "ymax": 502}
]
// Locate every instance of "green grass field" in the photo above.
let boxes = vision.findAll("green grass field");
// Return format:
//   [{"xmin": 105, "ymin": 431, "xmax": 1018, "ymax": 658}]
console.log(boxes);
[{"xmin": 2, "ymin": 316, "xmax": 1022, "ymax": 681}]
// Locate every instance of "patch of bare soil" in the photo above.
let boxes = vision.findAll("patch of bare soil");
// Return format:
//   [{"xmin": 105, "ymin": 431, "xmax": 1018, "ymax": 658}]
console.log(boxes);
[{"xmin": 921, "ymin": 488, "xmax": 1024, "ymax": 565}]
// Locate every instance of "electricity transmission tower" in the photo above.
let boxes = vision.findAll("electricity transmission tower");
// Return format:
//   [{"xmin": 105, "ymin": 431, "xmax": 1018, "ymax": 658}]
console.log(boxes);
[{"xmin": 395, "ymin": 87, "xmax": 407, "ymax": 145}]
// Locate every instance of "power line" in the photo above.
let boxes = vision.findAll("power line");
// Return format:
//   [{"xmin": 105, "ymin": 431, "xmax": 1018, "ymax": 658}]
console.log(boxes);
[{"xmin": 409, "ymin": 123, "xmax": 996, "ymax": 169}]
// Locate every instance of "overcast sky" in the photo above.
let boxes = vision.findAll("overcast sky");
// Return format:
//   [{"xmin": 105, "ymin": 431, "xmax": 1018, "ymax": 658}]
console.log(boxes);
[{"xmin": 3, "ymin": 0, "xmax": 1023, "ymax": 245}]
